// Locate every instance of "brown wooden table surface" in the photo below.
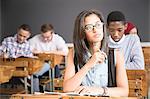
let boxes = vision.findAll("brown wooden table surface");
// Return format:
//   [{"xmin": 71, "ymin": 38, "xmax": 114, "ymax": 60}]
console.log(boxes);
[
  {"xmin": 0, "ymin": 57, "xmax": 44, "ymax": 76},
  {"xmin": 0, "ymin": 57, "xmax": 44, "ymax": 94},
  {"xmin": 11, "ymin": 94, "xmax": 138, "ymax": 99},
  {"xmin": 35, "ymin": 53, "xmax": 64, "ymax": 68}
]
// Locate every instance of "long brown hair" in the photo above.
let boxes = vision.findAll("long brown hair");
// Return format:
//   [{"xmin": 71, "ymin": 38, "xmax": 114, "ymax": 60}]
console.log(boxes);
[{"xmin": 73, "ymin": 9, "xmax": 108, "ymax": 69}]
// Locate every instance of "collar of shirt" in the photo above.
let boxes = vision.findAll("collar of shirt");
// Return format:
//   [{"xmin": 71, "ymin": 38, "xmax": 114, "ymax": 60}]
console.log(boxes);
[{"xmin": 109, "ymin": 34, "xmax": 126, "ymax": 45}]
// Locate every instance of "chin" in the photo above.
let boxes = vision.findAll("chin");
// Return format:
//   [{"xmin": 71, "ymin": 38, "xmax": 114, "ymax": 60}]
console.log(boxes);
[
  {"xmin": 93, "ymin": 40, "xmax": 101, "ymax": 43},
  {"xmin": 114, "ymin": 39, "xmax": 120, "ymax": 42},
  {"xmin": 96, "ymin": 38, "xmax": 102, "ymax": 42},
  {"xmin": 19, "ymin": 41, "xmax": 24, "ymax": 44}
]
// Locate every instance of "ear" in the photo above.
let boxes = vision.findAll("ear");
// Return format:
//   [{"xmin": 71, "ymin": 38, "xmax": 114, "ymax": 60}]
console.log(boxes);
[
  {"xmin": 125, "ymin": 23, "xmax": 128, "ymax": 30},
  {"xmin": 51, "ymin": 30, "xmax": 54, "ymax": 34},
  {"xmin": 105, "ymin": 23, "xmax": 108, "ymax": 28},
  {"xmin": 106, "ymin": 24, "xmax": 110, "ymax": 33},
  {"xmin": 27, "ymin": 33, "xmax": 31, "ymax": 39}
]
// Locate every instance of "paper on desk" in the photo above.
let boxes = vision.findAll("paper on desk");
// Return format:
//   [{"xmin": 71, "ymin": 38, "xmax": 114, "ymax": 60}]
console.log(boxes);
[{"xmin": 44, "ymin": 91, "xmax": 103, "ymax": 96}]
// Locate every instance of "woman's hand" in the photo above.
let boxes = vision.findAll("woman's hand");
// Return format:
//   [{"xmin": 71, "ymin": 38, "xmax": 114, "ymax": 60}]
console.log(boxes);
[
  {"xmin": 74, "ymin": 86, "xmax": 88, "ymax": 94},
  {"xmin": 96, "ymin": 51, "xmax": 106, "ymax": 64},
  {"xmin": 74, "ymin": 86, "xmax": 103, "ymax": 94},
  {"xmin": 87, "ymin": 51, "xmax": 106, "ymax": 68}
]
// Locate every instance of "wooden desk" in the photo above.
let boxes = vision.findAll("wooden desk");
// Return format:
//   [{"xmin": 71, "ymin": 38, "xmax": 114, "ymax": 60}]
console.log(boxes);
[
  {"xmin": 63, "ymin": 96, "xmax": 137, "ymax": 99},
  {"xmin": 142, "ymin": 46, "xmax": 150, "ymax": 70},
  {"xmin": 35, "ymin": 53, "xmax": 64, "ymax": 92},
  {"xmin": 36, "ymin": 53, "xmax": 64, "ymax": 68},
  {"xmin": 11, "ymin": 94, "xmax": 137, "ymax": 99},
  {"xmin": 0, "ymin": 66, "xmax": 15, "ymax": 84},
  {"xmin": 13, "ymin": 58, "xmax": 44, "ymax": 75},
  {"xmin": 0, "ymin": 58, "xmax": 43, "ymax": 94},
  {"xmin": 127, "ymin": 70, "xmax": 148, "ymax": 97},
  {"xmin": 0, "ymin": 58, "xmax": 43, "ymax": 76},
  {"xmin": 0, "ymin": 58, "xmax": 29, "ymax": 77},
  {"xmin": 11, "ymin": 94, "xmax": 61, "ymax": 99}
]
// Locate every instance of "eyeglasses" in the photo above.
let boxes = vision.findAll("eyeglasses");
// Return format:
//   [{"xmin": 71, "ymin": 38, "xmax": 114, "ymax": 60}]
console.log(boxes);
[{"xmin": 84, "ymin": 22, "xmax": 104, "ymax": 32}]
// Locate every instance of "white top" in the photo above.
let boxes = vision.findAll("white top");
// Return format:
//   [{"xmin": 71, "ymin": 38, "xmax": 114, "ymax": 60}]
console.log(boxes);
[
  {"xmin": 108, "ymin": 34, "xmax": 144, "ymax": 70},
  {"xmin": 81, "ymin": 61, "xmax": 108, "ymax": 87},
  {"xmin": 29, "ymin": 33, "xmax": 69, "ymax": 55},
  {"xmin": 78, "ymin": 52, "xmax": 108, "ymax": 87}
]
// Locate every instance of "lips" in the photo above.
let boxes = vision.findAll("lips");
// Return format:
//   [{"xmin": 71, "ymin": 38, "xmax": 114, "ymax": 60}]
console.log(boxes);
[
  {"xmin": 114, "ymin": 38, "xmax": 120, "ymax": 42},
  {"xmin": 94, "ymin": 34, "xmax": 100, "ymax": 38}
]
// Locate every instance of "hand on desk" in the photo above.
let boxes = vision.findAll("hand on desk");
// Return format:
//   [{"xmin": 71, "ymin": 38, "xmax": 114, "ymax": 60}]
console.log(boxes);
[
  {"xmin": 32, "ymin": 48, "xmax": 43, "ymax": 54},
  {"xmin": 74, "ymin": 86, "xmax": 103, "ymax": 95},
  {"xmin": 31, "ymin": 56, "xmax": 39, "ymax": 58}
]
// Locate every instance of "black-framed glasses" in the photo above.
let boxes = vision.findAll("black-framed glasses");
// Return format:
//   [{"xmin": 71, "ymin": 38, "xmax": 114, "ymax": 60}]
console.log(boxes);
[{"xmin": 85, "ymin": 22, "xmax": 104, "ymax": 32}]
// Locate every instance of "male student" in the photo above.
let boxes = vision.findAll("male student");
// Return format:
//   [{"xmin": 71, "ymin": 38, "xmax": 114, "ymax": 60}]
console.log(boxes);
[
  {"xmin": 107, "ymin": 11, "xmax": 144, "ymax": 69},
  {"xmin": 29, "ymin": 23, "xmax": 68, "ymax": 92}
]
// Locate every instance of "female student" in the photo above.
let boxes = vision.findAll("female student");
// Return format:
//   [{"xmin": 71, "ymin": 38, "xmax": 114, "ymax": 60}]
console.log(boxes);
[{"xmin": 63, "ymin": 10, "xmax": 128, "ymax": 96}]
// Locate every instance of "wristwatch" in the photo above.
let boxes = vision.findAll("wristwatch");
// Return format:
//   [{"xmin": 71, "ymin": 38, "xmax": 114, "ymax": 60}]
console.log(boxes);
[{"xmin": 102, "ymin": 87, "xmax": 108, "ymax": 96}]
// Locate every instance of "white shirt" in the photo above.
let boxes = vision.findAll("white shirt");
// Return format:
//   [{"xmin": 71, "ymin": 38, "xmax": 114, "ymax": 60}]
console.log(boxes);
[
  {"xmin": 108, "ymin": 34, "xmax": 144, "ymax": 69},
  {"xmin": 29, "ymin": 33, "xmax": 68, "ymax": 55}
]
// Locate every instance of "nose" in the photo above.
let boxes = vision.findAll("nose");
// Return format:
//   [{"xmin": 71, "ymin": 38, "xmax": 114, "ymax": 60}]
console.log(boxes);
[
  {"xmin": 20, "ymin": 36, "xmax": 24, "ymax": 41},
  {"xmin": 113, "ymin": 31, "xmax": 119, "ymax": 37},
  {"xmin": 92, "ymin": 26, "xmax": 97, "ymax": 33}
]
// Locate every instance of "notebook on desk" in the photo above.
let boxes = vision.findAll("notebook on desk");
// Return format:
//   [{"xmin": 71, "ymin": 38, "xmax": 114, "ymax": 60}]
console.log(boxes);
[{"xmin": 44, "ymin": 91, "xmax": 108, "ymax": 97}]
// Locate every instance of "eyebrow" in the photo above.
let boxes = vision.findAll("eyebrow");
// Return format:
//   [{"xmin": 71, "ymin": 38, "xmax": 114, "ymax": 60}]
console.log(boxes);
[
  {"xmin": 85, "ymin": 21, "xmax": 103, "ymax": 25},
  {"xmin": 18, "ymin": 33, "xmax": 27, "ymax": 38}
]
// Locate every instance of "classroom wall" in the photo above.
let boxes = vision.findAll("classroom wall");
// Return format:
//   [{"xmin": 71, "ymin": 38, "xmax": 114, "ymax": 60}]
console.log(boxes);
[{"xmin": 1, "ymin": 0, "xmax": 149, "ymax": 42}]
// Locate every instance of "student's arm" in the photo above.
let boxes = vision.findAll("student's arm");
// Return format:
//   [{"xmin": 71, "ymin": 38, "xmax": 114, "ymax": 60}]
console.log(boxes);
[
  {"xmin": 0, "ymin": 38, "xmax": 9, "ymax": 57},
  {"xmin": 29, "ymin": 38, "xmax": 38, "ymax": 53},
  {"xmin": 63, "ymin": 49, "xmax": 91, "ymax": 92},
  {"xmin": 129, "ymin": 27, "xmax": 137, "ymax": 34},
  {"xmin": 23, "ymin": 42, "xmax": 34, "ymax": 58},
  {"xmin": 42, "ymin": 35, "xmax": 69, "ymax": 56},
  {"xmin": 0, "ymin": 45, "xmax": 4, "ymax": 56},
  {"xmin": 44, "ymin": 50, "xmax": 68, "ymax": 56},
  {"xmin": 105, "ymin": 50, "xmax": 129, "ymax": 96},
  {"xmin": 68, "ymin": 50, "xmax": 129, "ymax": 96},
  {"xmin": 55, "ymin": 35, "xmax": 69, "ymax": 56},
  {"xmin": 63, "ymin": 48, "xmax": 105, "ymax": 92},
  {"xmin": 126, "ymin": 35, "xmax": 144, "ymax": 69}
]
